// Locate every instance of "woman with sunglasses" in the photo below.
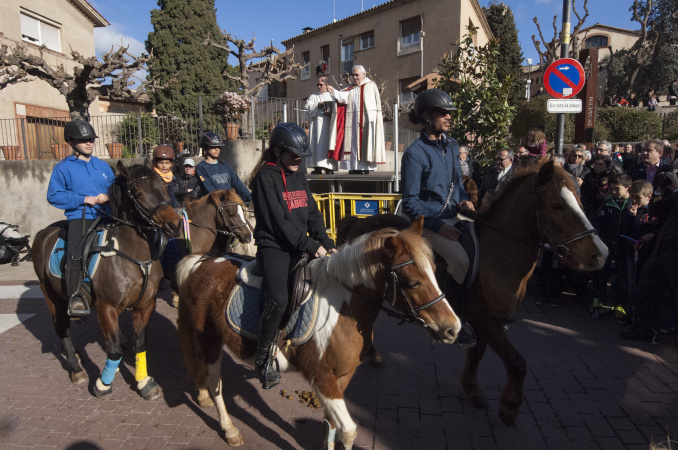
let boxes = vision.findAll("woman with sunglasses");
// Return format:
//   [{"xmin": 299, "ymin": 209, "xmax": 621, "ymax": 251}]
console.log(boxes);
[
  {"xmin": 47, "ymin": 120, "xmax": 114, "ymax": 316},
  {"xmin": 564, "ymin": 146, "xmax": 590, "ymax": 195}
]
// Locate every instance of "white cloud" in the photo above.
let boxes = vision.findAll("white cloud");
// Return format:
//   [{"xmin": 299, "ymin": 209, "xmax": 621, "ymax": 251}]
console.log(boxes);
[{"xmin": 94, "ymin": 24, "xmax": 146, "ymax": 58}]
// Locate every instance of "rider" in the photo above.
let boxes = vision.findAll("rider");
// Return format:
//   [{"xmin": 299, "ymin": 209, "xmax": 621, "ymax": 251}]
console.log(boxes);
[
  {"xmin": 47, "ymin": 119, "xmax": 115, "ymax": 316},
  {"xmin": 249, "ymin": 122, "xmax": 337, "ymax": 389},
  {"xmin": 195, "ymin": 132, "xmax": 252, "ymax": 204},
  {"xmin": 400, "ymin": 89, "xmax": 476, "ymax": 345},
  {"xmin": 152, "ymin": 144, "xmax": 180, "ymax": 208}
]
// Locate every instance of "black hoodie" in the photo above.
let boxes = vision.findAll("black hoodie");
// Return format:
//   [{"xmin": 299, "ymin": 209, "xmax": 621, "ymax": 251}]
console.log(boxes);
[{"xmin": 252, "ymin": 162, "xmax": 335, "ymax": 254}]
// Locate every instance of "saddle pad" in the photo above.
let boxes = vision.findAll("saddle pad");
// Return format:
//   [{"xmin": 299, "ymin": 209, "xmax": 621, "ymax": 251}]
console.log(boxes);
[
  {"xmin": 49, "ymin": 230, "xmax": 108, "ymax": 280},
  {"xmin": 226, "ymin": 281, "xmax": 319, "ymax": 346}
]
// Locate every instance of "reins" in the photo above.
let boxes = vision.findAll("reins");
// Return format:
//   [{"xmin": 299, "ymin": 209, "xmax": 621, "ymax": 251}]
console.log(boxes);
[
  {"xmin": 188, "ymin": 201, "xmax": 250, "ymax": 240},
  {"xmin": 379, "ymin": 259, "xmax": 446, "ymax": 327}
]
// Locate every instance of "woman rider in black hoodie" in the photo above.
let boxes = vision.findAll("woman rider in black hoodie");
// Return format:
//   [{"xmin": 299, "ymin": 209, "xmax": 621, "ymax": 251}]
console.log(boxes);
[{"xmin": 249, "ymin": 122, "xmax": 337, "ymax": 389}]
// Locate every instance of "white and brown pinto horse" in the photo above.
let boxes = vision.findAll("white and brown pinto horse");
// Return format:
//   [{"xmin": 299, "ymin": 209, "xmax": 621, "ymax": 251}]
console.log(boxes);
[
  {"xmin": 337, "ymin": 161, "xmax": 609, "ymax": 425},
  {"xmin": 175, "ymin": 217, "xmax": 461, "ymax": 448}
]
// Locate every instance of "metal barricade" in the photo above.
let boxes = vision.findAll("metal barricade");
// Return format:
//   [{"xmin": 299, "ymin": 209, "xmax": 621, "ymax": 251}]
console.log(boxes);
[{"xmin": 313, "ymin": 193, "xmax": 402, "ymax": 240}]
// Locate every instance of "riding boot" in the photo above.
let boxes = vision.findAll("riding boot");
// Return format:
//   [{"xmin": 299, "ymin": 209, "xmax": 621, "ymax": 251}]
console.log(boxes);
[
  {"xmin": 446, "ymin": 277, "xmax": 477, "ymax": 348},
  {"xmin": 255, "ymin": 301, "xmax": 284, "ymax": 389},
  {"xmin": 66, "ymin": 255, "xmax": 89, "ymax": 317}
]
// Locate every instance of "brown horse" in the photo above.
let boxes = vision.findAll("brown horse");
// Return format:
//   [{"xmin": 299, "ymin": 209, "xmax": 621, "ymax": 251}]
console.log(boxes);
[
  {"xmin": 176, "ymin": 217, "xmax": 462, "ymax": 448},
  {"xmin": 32, "ymin": 160, "xmax": 182, "ymax": 400},
  {"xmin": 337, "ymin": 161, "xmax": 608, "ymax": 425}
]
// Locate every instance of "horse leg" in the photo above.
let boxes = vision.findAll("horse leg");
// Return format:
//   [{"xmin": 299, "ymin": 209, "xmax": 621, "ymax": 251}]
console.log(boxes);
[
  {"xmin": 460, "ymin": 339, "xmax": 490, "ymax": 408},
  {"xmin": 206, "ymin": 355, "xmax": 244, "ymax": 446},
  {"xmin": 42, "ymin": 284, "xmax": 87, "ymax": 384},
  {"xmin": 197, "ymin": 387, "xmax": 214, "ymax": 407},
  {"xmin": 483, "ymin": 322, "xmax": 526, "ymax": 426},
  {"xmin": 132, "ymin": 303, "xmax": 162, "ymax": 401},
  {"xmin": 93, "ymin": 303, "xmax": 123, "ymax": 397},
  {"xmin": 312, "ymin": 367, "xmax": 358, "ymax": 450}
]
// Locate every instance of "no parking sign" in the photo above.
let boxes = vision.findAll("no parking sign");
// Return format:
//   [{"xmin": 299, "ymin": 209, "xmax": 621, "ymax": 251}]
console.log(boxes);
[{"xmin": 544, "ymin": 58, "xmax": 585, "ymax": 99}]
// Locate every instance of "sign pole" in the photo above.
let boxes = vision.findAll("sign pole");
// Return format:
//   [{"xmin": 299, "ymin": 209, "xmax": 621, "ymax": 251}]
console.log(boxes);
[{"xmin": 555, "ymin": 0, "xmax": 572, "ymax": 155}]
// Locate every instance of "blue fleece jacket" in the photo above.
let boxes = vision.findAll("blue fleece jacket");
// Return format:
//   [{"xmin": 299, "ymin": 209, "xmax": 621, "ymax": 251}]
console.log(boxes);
[
  {"xmin": 401, "ymin": 131, "xmax": 470, "ymax": 232},
  {"xmin": 195, "ymin": 160, "xmax": 252, "ymax": 203},
  {"xmin": 47, "ymin": 155, "xmax": 115, "ymax": 220}
]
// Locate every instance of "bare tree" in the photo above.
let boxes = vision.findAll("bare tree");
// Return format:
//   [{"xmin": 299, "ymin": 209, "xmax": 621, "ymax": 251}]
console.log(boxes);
[
  {"xmin": 626, "ymin": 0, "xmax": 660, "ymax": 92},
  {"xmin": 204, "ymin": 33, "xmax": 303, "ymax": 98},
  {"xmin": 532, "ymin": 0, "xmax": 590, "ymax": 67},
  {"xmin": 0, "ymin": 41, "xmax": 156, "ymax": 120}
]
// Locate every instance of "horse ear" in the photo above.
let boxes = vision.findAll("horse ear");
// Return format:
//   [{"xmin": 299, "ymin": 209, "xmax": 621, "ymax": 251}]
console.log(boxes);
[
  {"xmin": 536, "ymin": 160, "xmax": 555, "ymax": 189},
  {"xmin": 144, "ymin": 157, "xmax": 153, "ymax": 170},
  {"xmin": 116, "ymin": 160, "xmax": 129, "ymax": 178},
  {"xmin": 408, "ymin": 215, "xmax": 425, "ymax": 235}
]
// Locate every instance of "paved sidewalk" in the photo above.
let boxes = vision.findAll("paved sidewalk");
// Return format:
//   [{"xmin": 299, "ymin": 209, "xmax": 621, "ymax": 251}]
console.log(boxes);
[{"xmin": 0, "ymin": 270, "xmax": 677, "ymax": 449}]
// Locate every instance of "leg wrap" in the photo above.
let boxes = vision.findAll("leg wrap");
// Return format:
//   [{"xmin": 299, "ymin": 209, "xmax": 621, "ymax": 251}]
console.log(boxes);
[
  {"xmin": 100, "ymin": 357, "xmax": 122, "ymax": 385},
  {"xmin": 135, "ymin": 351, "xmax": 148, "ymax": 382}
]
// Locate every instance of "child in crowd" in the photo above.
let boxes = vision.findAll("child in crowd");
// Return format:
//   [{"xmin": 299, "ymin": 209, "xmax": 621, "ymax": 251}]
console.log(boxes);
[
  {"xmin": 617, "ymin": 180, "xmax": 658, "ymax": 324},
  {"xmin": 524, "ymin": 127, "xmax": 547, "ymax": 157},
  {"xmin": 591, "ymin": 173, "xmax": 633, "ymax": 318}
]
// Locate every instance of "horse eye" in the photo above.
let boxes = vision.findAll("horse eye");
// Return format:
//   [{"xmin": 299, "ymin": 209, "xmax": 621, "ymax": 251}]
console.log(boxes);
[
  {"xmin": 550, "ymin": 203, "xmax": 564, "ymax": 210},
  {"xmin": 406, "ymin": 280, "xmax": 421, "ymax": 289}
]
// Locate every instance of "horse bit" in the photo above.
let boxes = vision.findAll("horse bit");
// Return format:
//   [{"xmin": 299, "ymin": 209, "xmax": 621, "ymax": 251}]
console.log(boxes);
[{"xmin": 380, "ymin": 259, "xmax": 446, "ymax": 327}]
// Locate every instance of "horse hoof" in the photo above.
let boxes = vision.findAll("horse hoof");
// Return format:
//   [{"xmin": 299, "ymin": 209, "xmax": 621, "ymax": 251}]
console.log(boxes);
[
  {"xmin": 139, "ymin": 377, "xmax": 162, "ymax": 401},
  {"xmin": 198, "ymin": 396, "xmax": 214, "ymax": 407},
  {"xmin": 499, "ymin": 404, "xmax": 519, "ymax": 426},
  {"xmin": 225, "ymin": 431, "xmax": 244, "ymax": 446},
  {"xmin": 368, "ymin": 351, "xmax": 385, "ymax": 369},
  {"xmin": 70, "ymin": 370, "xmax": 88, "ymax": 384},
  {"xmin": 467, "ymin": 391, "xmax": 489, "ymax": 409},
  {"xmin": 93, "ymin": 383, "xmax": 112, "ymax": 398}
]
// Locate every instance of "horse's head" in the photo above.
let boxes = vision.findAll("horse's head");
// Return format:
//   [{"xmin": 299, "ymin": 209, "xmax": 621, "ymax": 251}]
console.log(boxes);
[
  {"xmin": 380, "ymin": 216, "xmax": 462, "ymax": 344},
  {"xmin": 111, "ymin": 159, "xmax": 181, "ymax": 237},
  {"xmin": 207, "ymin": 189, "xmax": 253, "ymax": 244},
  {"xmin": 534, "ymin": 161, "xmax": 608, "ymax": 270}
]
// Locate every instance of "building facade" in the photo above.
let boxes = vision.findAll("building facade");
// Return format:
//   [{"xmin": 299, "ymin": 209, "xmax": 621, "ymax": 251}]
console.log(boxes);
[{"xmin": 281, "ymin": 0, "xmax": 493, "ymax": 107}]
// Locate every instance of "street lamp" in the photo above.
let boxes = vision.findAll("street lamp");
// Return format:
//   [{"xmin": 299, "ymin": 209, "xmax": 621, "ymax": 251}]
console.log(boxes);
[{"xmin": 526, "ymin": 58, "xmax": 533, "ymax": 101}]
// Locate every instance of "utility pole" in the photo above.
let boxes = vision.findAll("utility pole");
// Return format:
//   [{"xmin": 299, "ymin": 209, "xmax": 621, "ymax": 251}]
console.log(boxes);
[{"xmin": 555, "ymin": 0, "xmax": 572, "ymax": 155}]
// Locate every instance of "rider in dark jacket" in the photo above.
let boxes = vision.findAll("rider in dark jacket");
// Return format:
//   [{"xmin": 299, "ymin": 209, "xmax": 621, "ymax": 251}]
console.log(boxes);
[{"xmin": 169, "ymin": 158, "xmax": 203, "ymax": 205}]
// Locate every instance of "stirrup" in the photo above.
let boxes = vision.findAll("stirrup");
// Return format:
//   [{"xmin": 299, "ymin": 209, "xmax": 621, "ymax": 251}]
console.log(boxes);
[
  {"xmin": 258, "ymin": 357, "xmax": 281, "ymax": 390},
  {"xmin": 67, "ymin": 293, "xmax": 90, "ymax": 317},
  {"xmin": 456, "ymin": 322, "xmax": 477, "ymax": 348}
]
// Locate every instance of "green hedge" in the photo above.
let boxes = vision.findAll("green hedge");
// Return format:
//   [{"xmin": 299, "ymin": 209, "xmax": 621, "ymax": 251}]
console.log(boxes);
[
  {"xmin": 594, "ymin": 107, "xmax": 662, "ymax": 142},
  {"xmin": 509, "ymin": 97, "xmax": 575, "ymax": 144}
]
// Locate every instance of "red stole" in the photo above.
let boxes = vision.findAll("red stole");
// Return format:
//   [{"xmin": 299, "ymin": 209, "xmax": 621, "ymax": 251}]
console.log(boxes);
[{"xmin": 329, "ymin": 84, "xmax": 364, "ymax": 161}]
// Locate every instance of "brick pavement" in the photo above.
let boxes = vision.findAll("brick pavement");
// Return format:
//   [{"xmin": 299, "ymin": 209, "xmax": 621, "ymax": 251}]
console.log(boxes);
[{"xmin": 0, "ymin": 261, "xmax": 677, "ymax": 449}]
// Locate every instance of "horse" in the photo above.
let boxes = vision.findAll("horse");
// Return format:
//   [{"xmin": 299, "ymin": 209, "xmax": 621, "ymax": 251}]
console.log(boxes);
[
  {"xmin": 161, "ymin": 189, "xmax": 254, "ymax": 306},
  {"xmin": 176, "ymin": 216, "xmax": 462, "ymax": 448},
  {"xmin": 32, "ymin": 159, "xmax": 182, "ymax": 400},
  {"xmin": 336, "ymin": 161, "xmax": 608, "ymax": 425}
]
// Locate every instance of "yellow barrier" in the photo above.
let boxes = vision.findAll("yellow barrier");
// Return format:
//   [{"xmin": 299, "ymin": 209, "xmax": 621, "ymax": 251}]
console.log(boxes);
[{"xmin": 313, "ymin": 193, "xmax": 402, "ymax": 240}]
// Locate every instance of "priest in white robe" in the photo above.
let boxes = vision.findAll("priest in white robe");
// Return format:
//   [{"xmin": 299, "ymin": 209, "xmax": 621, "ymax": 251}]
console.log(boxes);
[
  {"xmin": 305, "ymin": 77, "xmax": 336, "ymax": 174},
  {"xmin": 328, "ymin": 65, "xmax": 386, "ymax": 173}
]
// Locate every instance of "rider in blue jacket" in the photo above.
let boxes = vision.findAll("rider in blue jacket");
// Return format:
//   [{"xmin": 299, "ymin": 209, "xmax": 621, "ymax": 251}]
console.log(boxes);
[
  {"xmin": 195, "ymin": 132, "xmax": 252, "ymax": 204},
  {"xmin": 47, "ymin": 120, "xmax": 114, "ymax": 316}
]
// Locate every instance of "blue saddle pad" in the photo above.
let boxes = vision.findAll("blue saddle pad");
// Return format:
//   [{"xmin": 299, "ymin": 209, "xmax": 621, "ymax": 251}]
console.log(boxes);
[
  {"xmin": 226, "ymin": 282, "xmax": 318, "ymax": 346},
  {"xmin": 48, "ymin": 231, "xmax": 107, "ymax": 280}
]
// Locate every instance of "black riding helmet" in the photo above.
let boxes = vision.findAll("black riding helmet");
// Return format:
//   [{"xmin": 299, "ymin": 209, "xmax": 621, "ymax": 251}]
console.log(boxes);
[
  {"xmin": 64, "ymin": 120, "xmax": 97, "ymax": 144},
  {"xmin": 270, "ymin": 122, "xmax": 311, "ymax": 157},
  {"xmin": 200, "ymin": 132, "xmax": 225, "ymax": 153},
  {"xmin": 414, "ymin": 89, "xmax": 456, "ymax": 120}
]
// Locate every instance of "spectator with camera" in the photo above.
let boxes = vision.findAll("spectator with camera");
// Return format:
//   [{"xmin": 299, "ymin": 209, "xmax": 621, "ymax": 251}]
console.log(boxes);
[
  {"xmin": 580, "ymin": 155, "xmax": 615, "ymax": 218},
  {"xmin": 626, "ymin": 139, "xmax": 673, "ymax": 193}
]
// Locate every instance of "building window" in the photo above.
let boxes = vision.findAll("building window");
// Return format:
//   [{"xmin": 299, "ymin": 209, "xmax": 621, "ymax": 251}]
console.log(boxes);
[
  {"xmin": 341, "ymin": 40, "xmax": 354, "ymax": 76},
  {"xmin": 21, "ymin": 12, "xmax": 61, "ymax": 52},
  {"xmin": 321, "ymin": 45, "xmax": 330, "ymax": 73},
  {"xmin": 301, "ymin": 51, "xmax": 311, "ymax": 80},
  {"xmin": 399, "ymin": 77, "xmax": 419, "ymax": 104},
  {"xmin": 585, "ymin": 35, "xmax": 608, "ymax": 49},
  {"xmin": 400, "ymin": 17, "xmax": 421, "ymax": 48},
  {"xmin": 360, "ymin": 31, "xmax": 374, "ymax": 50}
]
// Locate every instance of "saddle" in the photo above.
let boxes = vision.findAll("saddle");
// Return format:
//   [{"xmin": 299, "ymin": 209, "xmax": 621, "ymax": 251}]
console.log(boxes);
[
  {"xmin": 283, "ymin": 252, "xmax": 312, "ymax": 326},
  {"xmin": 455, "ymin": 220, "xmax": 480, "ymax": 288}
]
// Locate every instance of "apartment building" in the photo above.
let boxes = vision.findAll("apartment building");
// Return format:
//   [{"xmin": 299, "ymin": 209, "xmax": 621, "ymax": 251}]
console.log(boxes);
[{"xmin": 281, "ymin": 0, "xmax": 493, "ymax": 106}]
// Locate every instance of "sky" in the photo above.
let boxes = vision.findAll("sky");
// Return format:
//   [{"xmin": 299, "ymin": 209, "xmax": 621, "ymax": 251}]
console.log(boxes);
[{"xmin": 90, "ymin": 0, "xmax": 638, "ymax": 68}]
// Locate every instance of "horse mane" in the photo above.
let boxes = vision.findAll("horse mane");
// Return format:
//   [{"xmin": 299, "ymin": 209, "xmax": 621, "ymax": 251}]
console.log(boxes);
[
  {"xmin": 324, "ymin": 227, "xmax": 433, "ymax": 289},
  {"xmin": 107, "ymin": 163, "xmax": 157, "ymax": 218}
]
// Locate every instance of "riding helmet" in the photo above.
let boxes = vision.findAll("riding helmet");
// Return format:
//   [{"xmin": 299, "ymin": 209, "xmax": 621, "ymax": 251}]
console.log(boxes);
[
  {"xmin": 152, "ymin": 144, "xmax": 175, "ymax": 160},
  {"xmin": 269, "ymin": 123, "xmax": 311, "ymax": 157},
  {"xmin": 200, "ymin": 132, "xmax": 225, "ymax": 149},
  {"xmin": 414, "ymin": 89, "xmax": 456, "ymax": 120},
  {"xmin": 64, "ymin": 120, "xmax": 97, "ymax": 143}
]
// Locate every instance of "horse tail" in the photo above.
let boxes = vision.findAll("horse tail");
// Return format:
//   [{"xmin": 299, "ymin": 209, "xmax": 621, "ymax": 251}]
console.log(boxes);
[{"xmin": 176, "ymin": 254, "xmax": 208, "ymax": 387}]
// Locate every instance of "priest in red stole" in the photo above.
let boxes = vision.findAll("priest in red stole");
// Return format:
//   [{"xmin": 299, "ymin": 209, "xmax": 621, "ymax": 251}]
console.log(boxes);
[{"xmin": 327, "ymin": 65, "xmax": 386, "ymax": 173}]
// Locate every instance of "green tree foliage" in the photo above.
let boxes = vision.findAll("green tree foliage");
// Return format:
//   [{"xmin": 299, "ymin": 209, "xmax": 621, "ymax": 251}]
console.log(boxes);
[
  {"xmin": 485, "ymin": 2, "xmax": 524, "ymax": 104},
  {"xmin": 436, "ymin": 24, "xmax": 516, "ymax": 165},
  {"xmin": 510, "ymin": 97, "xmax": 575, "ymax": 144},
  {"xmin": 146, "ymin": 0, "xmax": 237, "ymax": 114},
  {"xmin": 595, "ymin": 108, "xmax": 662, "ymax": 141},
  {"xmin": 664, "ymin": 110, "xmax": 678, "ymax": 140}
]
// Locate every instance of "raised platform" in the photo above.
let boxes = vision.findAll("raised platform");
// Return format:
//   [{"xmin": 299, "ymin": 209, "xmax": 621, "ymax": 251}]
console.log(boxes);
[{"xmin": 306, "ymin": 171, "xmax": 398, "ymax": 193}]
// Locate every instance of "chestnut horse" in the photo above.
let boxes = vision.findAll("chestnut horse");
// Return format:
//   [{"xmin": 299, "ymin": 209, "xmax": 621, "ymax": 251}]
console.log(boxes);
[
  {"xmin": 337, "ymin": 161, "xmax": 608, "ymax": 425},
  {"xmin": 176, "ymin": 217, "xmax": 461, "ymax": 448},
  {"xmin": 32, "ymin": 160, "xmax": 182, "ymax": 400}
]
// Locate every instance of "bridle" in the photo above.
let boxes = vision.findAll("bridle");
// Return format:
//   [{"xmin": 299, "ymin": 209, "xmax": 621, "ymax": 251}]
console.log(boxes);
[
  {"xmin": 190, "ymin": 200, "xmax": 251, "ymax": 241},
  {"xmin": 125, "ymin": 176, "xmax": 172, "ymax": 230},
  {"xmin": 380, "ymin": 259, "xmax": 446, "ymax": 327},
  {"xmin": 533, "ymin": 180, "xmax": 598, "ymax": 260}
]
